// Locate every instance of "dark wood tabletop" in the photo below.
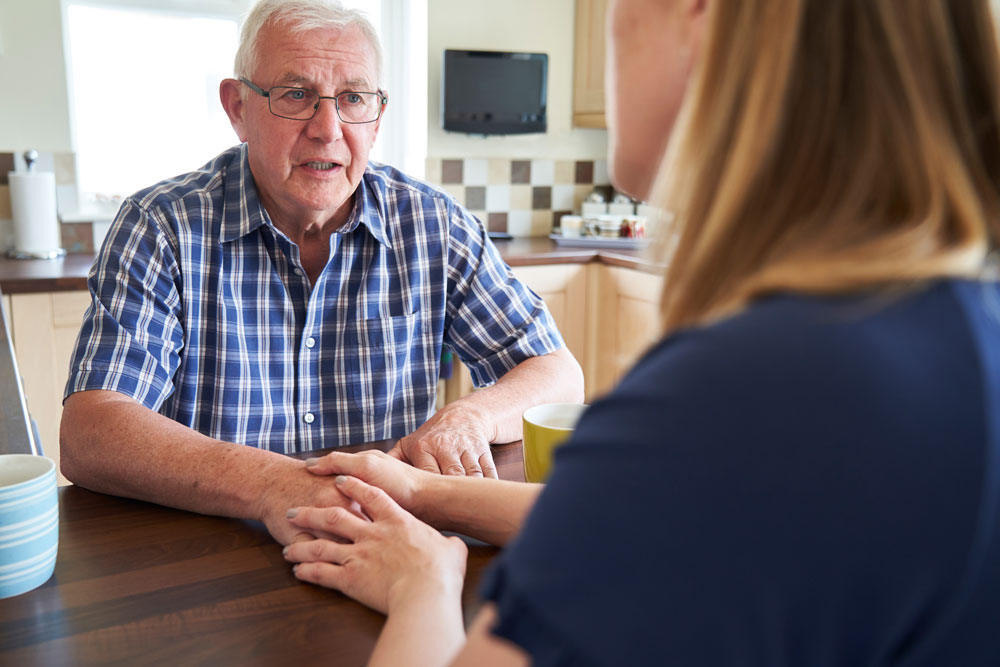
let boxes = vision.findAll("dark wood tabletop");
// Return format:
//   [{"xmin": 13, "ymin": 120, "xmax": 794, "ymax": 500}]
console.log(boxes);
[{"xmin": 0, "ymin": 440, "xmax": 525, "ymax": 666}]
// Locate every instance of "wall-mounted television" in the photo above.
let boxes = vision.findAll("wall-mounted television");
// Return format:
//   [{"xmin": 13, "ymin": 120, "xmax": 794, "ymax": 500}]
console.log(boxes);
[{"xmin": 442, "ymin": 50, "xmax": 548, "ymax": 135}]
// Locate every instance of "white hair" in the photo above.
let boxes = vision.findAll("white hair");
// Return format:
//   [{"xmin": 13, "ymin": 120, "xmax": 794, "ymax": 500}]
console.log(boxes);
[{"xmin": 234, "ymin": 0, "xmax": 383, "ymax": 86}]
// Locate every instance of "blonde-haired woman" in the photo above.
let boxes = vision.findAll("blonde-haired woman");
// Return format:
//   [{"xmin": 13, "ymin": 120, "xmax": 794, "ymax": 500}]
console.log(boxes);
[{"xmin": 283, "ymin": 0, "xmax": 1000, "ymax": 664}]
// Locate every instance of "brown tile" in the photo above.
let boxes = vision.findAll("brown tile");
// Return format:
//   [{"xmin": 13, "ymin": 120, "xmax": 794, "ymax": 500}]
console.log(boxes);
[
  {"xmin": 488, "ymin": 212, "xmax": 508, "ymax": 233},
  {"xmin": 0, "ymin": 153, "xmax": 14, "ymax": 185},
  {"xmin": 465, "ymin": 186, "xmax": 486, "ymax": 210},
  {"xmin": 60, "ymin": 222, "xmax": 94, "ymax": 254},
  {"xmin": 531, "ymin": 186, "xmax": 551, "ymax": 210},
  {"xmin": 511, "ymin": 160, "xmax": 531, "ymax": 184},
  {"xmin": 0, "ymin": 185, "xmax": 11, "ymax": 220},
  {"xmin": 575, "ymin": 161, "xmax": 594, "ymax": 184},
  {"xmin": 552, "ymin": 210, "xmax": 573, "ymax": 228},
  {"xmin": 441, "ymin": 159, "xmax": 463, "ymax": 184}
]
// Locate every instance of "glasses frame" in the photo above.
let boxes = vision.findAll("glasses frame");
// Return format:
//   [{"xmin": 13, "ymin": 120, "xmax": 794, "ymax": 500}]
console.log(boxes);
[{"xmin": 239, "ymin": 77, "xmax": 388, "ymax": 124}]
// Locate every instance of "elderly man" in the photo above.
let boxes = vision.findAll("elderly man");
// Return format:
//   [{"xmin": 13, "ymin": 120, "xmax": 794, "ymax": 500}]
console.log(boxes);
[{"xmin": 60, "ymin": 0, "xmax": 582, "ymax": 545}]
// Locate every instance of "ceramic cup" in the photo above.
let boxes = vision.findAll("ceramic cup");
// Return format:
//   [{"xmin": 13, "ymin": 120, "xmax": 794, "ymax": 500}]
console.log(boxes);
[
  {"xmin": 522, "ymin": 403, "xmax": 588, "ymax": 483},
  {"xmin": 560, "ymin": 215, "xmax": 584, "ymax": 237},
  {"xmin": 0, "ymin": 455, "xmax": 58, "ymax": 599}
]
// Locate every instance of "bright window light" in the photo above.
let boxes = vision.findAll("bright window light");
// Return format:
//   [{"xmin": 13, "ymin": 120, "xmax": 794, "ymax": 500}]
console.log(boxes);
[
  {"xmin": 65, "ymin": 0, "xmax": 418, "ymax": 205},
  {"xmin": 66, "ymin": 4, "xmax": 241, "ymax": 201}
]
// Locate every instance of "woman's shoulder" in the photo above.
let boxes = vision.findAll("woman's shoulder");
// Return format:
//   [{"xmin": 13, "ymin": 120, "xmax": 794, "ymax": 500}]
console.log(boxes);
[{"xmin": 619, "ymin": 281, "xmax": 992, "ymax": 406}]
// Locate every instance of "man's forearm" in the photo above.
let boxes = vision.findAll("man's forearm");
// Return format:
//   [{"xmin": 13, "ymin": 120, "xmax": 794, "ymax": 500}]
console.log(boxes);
[
  {"xmin": 60, "ymin": 390, "xmax": 303, "ymax": 522},
  {"xmin": 456, "ymin": 347, "xmax": 584, "ymax": 444}
]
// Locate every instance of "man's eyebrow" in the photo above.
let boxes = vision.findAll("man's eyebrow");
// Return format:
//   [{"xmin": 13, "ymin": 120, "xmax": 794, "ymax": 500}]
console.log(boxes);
[{"xmin": 274, "ymin": 73, "xmax": 374, "ymax": 91}]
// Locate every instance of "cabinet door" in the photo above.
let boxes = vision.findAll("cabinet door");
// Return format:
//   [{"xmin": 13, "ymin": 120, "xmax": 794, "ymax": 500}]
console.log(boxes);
[
  {"xmin": 10, "ymin": 291, "xmax": 91, "ymax": 485},
  {"xmin": 573, "ymin": 0, "xmax": 609, "ymax": 128},
  {"xmin": 588, "ymin": 265, "xmax": 664, "ymax": 399},
  {"xmin": 444, "ymin": 263, "xmax": 589, "ymax": 404}
]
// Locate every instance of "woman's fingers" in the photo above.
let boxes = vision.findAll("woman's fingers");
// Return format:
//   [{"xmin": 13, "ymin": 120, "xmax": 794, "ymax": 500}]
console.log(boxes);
[
  {"xmin": 284, "ymin": 537, "xmax": 351, "ymax": 565},
  {"xmin": 292, "ymin": 561, "xmax": 349, "ymax": 590},
  {"xmin": 305, "ymin": 450, "xmax": 386, "ymax": 476},
  {"xmin": 332, "ymin": 475, "xmax": 402, "ymax": 522},
  {"xmin": 287, "ymin": 504, "xmax": 369, "ymax": 542}
]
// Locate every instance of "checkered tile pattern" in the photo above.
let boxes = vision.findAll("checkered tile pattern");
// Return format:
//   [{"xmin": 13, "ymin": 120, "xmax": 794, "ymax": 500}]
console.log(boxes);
[{"xmin": 426, "ymin": 158, "xmax": 613, "ymax": 237}]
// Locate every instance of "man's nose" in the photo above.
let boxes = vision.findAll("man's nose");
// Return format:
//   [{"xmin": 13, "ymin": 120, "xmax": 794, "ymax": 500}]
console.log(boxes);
[{"xmin": 305, "ymin": 98, "xmax": 344, "ymax": 142}]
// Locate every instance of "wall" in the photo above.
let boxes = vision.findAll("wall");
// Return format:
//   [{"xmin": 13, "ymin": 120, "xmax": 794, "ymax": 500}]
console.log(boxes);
[
  {"xmin": 426, "ymin": 0, "xmax": 608, "ymax": 161},
  {"xmin": 0, "ymin": 0, "xmax": 72, "ymax": 154}
]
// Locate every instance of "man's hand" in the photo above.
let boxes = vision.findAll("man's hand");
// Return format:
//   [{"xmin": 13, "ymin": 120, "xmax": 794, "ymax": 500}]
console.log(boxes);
[
  {"xmin": 256, "ymin": 462, "xmax": 362, "ymax": 545},
  {"xmin": 389, "ymin": 403, "xmax": 498, "ymax": 478}
]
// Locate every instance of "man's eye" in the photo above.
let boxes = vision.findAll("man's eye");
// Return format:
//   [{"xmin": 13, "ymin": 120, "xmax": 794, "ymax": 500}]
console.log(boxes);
[
  {"xmin": 281, "ymin": 89, "xmax": 308, "ymax": 101},
  {"xmin": 342, "ymin": 93, "xmax": 363, "ymax": 105}
]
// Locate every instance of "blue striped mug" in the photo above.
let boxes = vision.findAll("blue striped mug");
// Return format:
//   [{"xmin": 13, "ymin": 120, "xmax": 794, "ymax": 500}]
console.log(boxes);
[{"xmin": 0, "ymin": 455, "xmax": 58, "ymax": 599}]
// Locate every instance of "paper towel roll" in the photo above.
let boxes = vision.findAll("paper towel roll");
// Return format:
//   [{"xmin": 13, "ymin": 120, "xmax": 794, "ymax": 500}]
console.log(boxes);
[{"xmin": 8, "ymin": 172, "xmax": 62, "ymax": 257}]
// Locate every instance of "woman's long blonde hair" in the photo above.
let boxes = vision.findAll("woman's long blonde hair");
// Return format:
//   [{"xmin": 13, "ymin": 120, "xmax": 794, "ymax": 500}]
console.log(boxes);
[{"xmin": 654, "ymin": 0, "xmax": 1000, "ymax": 333}]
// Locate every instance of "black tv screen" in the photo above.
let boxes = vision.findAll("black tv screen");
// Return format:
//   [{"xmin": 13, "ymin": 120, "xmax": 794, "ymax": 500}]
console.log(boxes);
[{"xmin": 442, "ymin": 50, "xmax": 548, "ymax": 135}]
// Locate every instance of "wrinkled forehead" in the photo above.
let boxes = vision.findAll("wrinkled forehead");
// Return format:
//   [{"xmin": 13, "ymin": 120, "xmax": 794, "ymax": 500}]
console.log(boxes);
[{"xmin": 256, "ymin": 22, "xmax": 379, "ymax": 88}]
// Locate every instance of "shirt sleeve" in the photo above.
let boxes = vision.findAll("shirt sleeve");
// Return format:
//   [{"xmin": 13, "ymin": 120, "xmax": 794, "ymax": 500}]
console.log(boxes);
[
  {"xmin": 443, "ymin": 202, "xmax": 565, "ymax": 387},
  {"xmin": 64, "ymin": 198, "xmax": 184, "ymax": 411}
]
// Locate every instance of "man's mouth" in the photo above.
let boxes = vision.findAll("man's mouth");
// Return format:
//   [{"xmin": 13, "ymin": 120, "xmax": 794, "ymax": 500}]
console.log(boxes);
[{"xmin": 304, "ymin": 161, "xmax": 340, "ymax": 170}]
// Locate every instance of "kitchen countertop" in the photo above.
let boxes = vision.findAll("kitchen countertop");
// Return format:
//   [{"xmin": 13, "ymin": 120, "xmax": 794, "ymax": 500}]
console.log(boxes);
[{"xmin": 0, "ymin": 238, "xmax": 663, "ymax": 294}]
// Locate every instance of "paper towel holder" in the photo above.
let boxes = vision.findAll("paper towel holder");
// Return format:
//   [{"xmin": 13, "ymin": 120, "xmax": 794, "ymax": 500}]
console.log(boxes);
[{"xmin": 6, "ymin": 150, "xmax": 67, "ymax": 260}]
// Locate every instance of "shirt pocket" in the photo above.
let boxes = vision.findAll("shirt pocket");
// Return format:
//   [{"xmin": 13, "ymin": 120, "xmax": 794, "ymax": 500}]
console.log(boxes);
[{"xmin": 343, "ymin": 311, "xmax": 427, "ymax": 413}]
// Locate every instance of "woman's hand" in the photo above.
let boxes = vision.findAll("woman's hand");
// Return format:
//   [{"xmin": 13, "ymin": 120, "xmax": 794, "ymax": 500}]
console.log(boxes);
[
  {"xmin": 283, "ymin": 474, "xmax": 468, "ymax": 616},
  {"xmin": 305, "ymin": 449, "xmax": 432, "ymax": 515}
]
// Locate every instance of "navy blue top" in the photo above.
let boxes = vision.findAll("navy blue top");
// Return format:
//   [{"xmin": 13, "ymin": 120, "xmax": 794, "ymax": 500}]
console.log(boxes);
[{"xmin": 482, "ymin": 280, "xmax": 1000, "ymax": 666}]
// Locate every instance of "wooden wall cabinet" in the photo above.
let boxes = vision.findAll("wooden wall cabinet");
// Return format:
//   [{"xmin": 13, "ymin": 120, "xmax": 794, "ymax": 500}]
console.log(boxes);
[{"xmin": 573, "ymin": 0, "xmax": 609, "ymax": 129}]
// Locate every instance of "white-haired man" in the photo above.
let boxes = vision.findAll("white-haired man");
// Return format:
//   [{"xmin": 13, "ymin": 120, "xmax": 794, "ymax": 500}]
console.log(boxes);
[{"xmin": 60, "ymin": 0, "xmax": 582, "ymax": 545}]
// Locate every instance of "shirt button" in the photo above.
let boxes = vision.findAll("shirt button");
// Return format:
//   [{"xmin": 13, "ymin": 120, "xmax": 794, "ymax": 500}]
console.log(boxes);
[
  {"xmin": 293, "ymin": 268, "xmax": 304, "ymax": 276},
  {"xmin": 303, "ymin": 412, "xmax": 315, "ymax": 424},
  {"xmin": 305, "ymin": 336, "xmax": 316, "ymax": 348}
]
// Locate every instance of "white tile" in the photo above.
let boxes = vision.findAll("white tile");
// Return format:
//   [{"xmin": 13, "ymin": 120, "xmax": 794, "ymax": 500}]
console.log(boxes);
[
  {"xmin": 510, "ymin": 184, "xmax": 532, "ymax": 210},
  {"xmin": 463, "ymin": 158, "xmax": 488, "ymax": 186},
  {"xmin": 486, "ymin": 185, "xmax": 510, "ymax": 212},
  {"xmin": 594, "ymin": 160, "xmax": 610, "ymax": 185},
  {"xmin": 507, "ymin": 210, "xmax": 532, "ymax": 237},
  {"xmin": 530, "ymin": 159, "xmax": 555, "ymax": 185},
  {"xmin": 488, "ymin": 159, "xmax": 511, "ymax": 184},
  {"xmin": 440, "ymin": 184, "xmax": 465, "ymax": 202},
  {"xmin": 551, "ymin": 185, "xmax": 575, "ymax": 211},
  {"xmin": 424, "ymin": 158, "xmax": 442, "ymax": 185},
  {"xmin": 93, "ymin": 221, "xmax": 112, "ymax": 250},
  {"xmin": 56, "ymin": 185, "xmax": 78, "ymax": 216}
]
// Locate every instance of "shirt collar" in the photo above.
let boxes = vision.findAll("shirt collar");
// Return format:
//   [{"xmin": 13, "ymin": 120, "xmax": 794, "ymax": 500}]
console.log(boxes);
[{"xmin": 220, "ymin": 144, "xmax": 391, "ymax": 249}]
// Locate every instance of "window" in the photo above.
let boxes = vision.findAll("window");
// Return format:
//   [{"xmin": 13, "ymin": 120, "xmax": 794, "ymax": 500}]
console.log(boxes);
[{"xmin": 64, "ymin": 0, "xmax": 426, "ymax": 208}]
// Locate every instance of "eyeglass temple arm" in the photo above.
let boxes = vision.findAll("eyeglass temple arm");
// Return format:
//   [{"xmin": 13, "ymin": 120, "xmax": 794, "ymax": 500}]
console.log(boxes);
[{"xmin": 239, "ymin": 77, "xmax": 269, "ymax": 97}]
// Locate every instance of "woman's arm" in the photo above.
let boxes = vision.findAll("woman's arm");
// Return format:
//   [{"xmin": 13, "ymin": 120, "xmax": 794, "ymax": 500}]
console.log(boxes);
[{"xmin": 306, "ymin": 450, "xmax": 542, "ymax": 546}]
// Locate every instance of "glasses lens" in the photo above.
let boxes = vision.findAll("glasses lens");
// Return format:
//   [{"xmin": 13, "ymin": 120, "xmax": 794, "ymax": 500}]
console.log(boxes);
[
  {"xmin": 337, "ymin": 92, "xmax": 382, "ymax": 123},
  {"xmin": 269, "ymin": 87, "xmax": 319, "ymax": 119}
]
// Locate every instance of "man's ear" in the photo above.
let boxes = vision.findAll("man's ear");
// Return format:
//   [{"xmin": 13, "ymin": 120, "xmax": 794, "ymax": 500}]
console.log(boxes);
[
  {"xmin": 371, "ymin": 91, "xmax": 388, "ymax": 140},
  {"xmin": 220, "ymin": 78, "xmax": 248, "ymax": 142}
]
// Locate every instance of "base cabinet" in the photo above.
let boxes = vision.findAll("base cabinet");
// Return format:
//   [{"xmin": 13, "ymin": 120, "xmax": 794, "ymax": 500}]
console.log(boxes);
[
  {"xmin": 9, "ymin": 291, "xmax": 90, "ymax": 486},
  {"xmin": 443, "ymin": 262, "xmax": 664, "ymax": 405}
]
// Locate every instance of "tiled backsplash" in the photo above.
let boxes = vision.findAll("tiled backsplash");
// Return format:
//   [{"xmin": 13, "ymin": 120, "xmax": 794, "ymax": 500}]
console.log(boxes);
[
  {"xmin": 425, "ymin": 158, "xmax": 613, "ymax": 237},
  {"xmin": 0, "ymin": 150, "xmax": 105, "ymax": 255},
  {"xmin": 0, "ymin": 152, "xmax": 616, "ymax": 253}
]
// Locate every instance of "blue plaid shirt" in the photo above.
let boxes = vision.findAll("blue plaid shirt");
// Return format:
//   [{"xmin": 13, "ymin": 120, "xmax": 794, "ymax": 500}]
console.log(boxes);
[{"xmin": 65, "ymin": 145, "xmax": 563, "ymax": 453}]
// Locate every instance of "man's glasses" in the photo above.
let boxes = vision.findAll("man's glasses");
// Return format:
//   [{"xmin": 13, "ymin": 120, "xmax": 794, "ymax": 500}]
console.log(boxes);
[{"xmin": 240, "ymin": 78, "xmax": 387, "ymax": 123}]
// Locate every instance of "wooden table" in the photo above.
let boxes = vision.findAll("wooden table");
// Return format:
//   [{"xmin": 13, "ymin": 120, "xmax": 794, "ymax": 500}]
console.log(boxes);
[{"xmin": 0, "ymin": 441, "xmax": 525, "ymax": 666}]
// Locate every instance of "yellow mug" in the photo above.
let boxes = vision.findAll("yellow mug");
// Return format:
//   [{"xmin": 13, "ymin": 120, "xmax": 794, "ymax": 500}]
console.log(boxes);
[{"xmin": 522, "ymin": 403, "xmax": 588, "ymax": 483}]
